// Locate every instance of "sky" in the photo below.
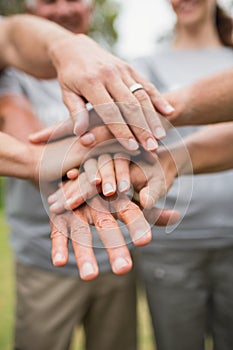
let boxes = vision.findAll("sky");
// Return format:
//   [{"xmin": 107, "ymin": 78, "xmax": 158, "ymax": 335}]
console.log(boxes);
[{"xmin": 115, "ymin": 0, "xmax": 233, "ymax": 60}]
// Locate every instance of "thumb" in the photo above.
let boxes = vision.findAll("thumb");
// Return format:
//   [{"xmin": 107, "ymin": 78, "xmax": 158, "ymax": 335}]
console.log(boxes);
[{"xmin": 62, "ymin": 89, "xmax": 89, "ymax": 136}]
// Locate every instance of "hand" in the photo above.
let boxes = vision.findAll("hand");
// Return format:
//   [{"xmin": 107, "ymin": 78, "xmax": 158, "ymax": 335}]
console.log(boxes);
[
  {"xmin": 32, "ymin": 125, "xmax": 133, "ymax": 182},
  {"xmin": 48, "ymin": 152, "xmax": 131, "ymax": 212},
  {"xmin": 50, "ymin": 194, "xmax": 152, "ymax": 281},
  {"xmin": 31, "ymin": 34, "xmax": 175, "ymax": 150},
  {"xmin": 48, "ymin": 147, "xmax": 178, "ymax": 214}
]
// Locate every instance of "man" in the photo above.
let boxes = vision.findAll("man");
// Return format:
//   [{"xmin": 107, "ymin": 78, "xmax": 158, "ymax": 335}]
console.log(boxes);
[
  {"xmin": 0, "ymin": 10, "xmax": 173, "ymax": 177},
  {"xmin": 0, "ymin": 1, "xmax": 151, "ymax": 349}
]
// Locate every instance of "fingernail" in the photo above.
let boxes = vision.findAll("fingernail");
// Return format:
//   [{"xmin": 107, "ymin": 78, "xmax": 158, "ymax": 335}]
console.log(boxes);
[
  {"xmin": 48, "ymin": 194, "xmax": 58, "ymax": 204},
  {"xmin": 53, "ymin": 253, "xmax": 65, "ymax": 265},
  {"xmin": 64, "ymin": 198, "xmax": 74, "ymax": 209},
  {"xmin": 113, "ymin": 257, "xmax": 129, "ymax": 272},
  {"xmin": 134, "ymin": 230, "xmax": 147, "ymax": 241},
  {"xmin": 164, "ymin": 104, "xmax": 175, "ymax": 114},
  {"xmin": 90, "ymin": 176, "xmax": 101, "ymax": 184},
  {"xmin": 81, "ymin": 262, "xmax": 95, "ymax": 278},
  {"xmin": 81, "ymin": 132, "xmax": 96, "ymax": 144},
  {"xmin": 128, "ymin": 138, "xmax": 139, "ymax": 151},
  {"xmin": 50, "ymin": 202, "xmax": 62, "ymax": 212},
  {"xmin": 146, "ymin": 137, "xmax": 158, "ymax": 151},
  {"xmin": 103, "ymin": 183, "xmax": 114, "ymax": 196},
  {"xmin": 118, "ymin": 180, "xmax": 130, "ymax": 192},
  {"xmin": 154, "ymin": 126, "xmax": 166, "ymax": 139}
]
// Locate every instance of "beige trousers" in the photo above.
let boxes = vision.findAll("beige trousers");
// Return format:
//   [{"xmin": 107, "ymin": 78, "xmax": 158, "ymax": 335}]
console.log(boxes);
[{"xmin": 14, "ymin": 262, "xmax": 137, "ymax": 350}]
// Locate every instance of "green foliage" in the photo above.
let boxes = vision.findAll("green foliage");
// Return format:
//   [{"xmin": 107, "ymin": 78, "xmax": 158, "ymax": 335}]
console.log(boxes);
[
  {"xmin": 0, "ymin": 0, "xmax": 121, "ymax": 50},
  {"xmin": 89, "ymin": 0, "xmax": 120, "ymax": 51},
  {"xmin": 0, "ymin": 0, "xmax": 24, "ymax": 15}
]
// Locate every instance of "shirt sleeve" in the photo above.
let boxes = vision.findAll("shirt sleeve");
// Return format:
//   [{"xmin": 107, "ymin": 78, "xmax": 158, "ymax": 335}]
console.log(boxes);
[{"xmin": 0, "ymin": 68, "xmax": 24, "ymax": 96}]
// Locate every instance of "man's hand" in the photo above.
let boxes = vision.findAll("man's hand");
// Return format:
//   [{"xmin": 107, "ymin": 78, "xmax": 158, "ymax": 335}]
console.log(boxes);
[
  {"xmin": 31, "ymin": 34, "xmax": 175, "ymax": 151},
  {"xmin": 50, "ymin": 194, "xmax": 152, "ymax": 281}
]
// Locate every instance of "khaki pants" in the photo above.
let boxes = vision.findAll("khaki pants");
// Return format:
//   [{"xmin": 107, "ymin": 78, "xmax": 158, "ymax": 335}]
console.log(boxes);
[{"xmin": 14, "ymin": 262, "xmax": 137, "ymax": 350}]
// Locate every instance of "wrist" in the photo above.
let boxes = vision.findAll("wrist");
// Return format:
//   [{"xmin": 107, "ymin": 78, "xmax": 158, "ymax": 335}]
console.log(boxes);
[
  {"xmin": 164, "ymin": 87, "xmax": 193, "ymax": 127},
  {"xmin": 48, "ymin": 33, "xmax": 84, "ymax": 72},
  {"xmin": 26, "ymin": 144, "xmax": 43, "ymax": 182},
  {"xmin": 158, "ymin": 141, "xmax": 193, "ymax": 179}
]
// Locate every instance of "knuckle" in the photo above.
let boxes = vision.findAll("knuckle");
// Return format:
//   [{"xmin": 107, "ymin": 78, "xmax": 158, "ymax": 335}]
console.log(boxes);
[
  {"xmin": 144, "ymin": 82, "xmax": 159, "ymax": 94},
  {"xmin": 134, "ymin": 89, "xmax": 149, "ymax": 103},
  {"xmin": 102, "ymin": 64, "xmax": 118, "ymax": 78},
  {"xmin": 50, "ymin": 229, "xmax": 66, "ymax": 239},
  {"xmin": 85, "ymin": 72, "xmax": 99, "ymax": 85},
  {"xmin": 117, "ymin": 201, "xmax": 139, "ymax": 218},
  {"xmin": 98, "ymin": 153, "xmax": 112, "ymax": 164},
  {"xmin": 71, "ymin": 224, "xmax": 89, "ymax": 241},
  {"xmin": 96, "ymin": 103, "xmax": 119, "ymax": 122},
  {"xmin": 123, "ymin": 102, "xmax": 141, "ymax": 116},
  {"xmin": 95, "ymin": 215, "xmax": 116, "ymax": 229}
]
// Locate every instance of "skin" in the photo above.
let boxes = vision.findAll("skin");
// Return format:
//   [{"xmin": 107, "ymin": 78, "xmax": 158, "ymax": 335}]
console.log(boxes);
[
  {"xmin": 165, "ymin": 0, "xmax": 232, "ymax": 126},
  {"xmin": 48, "ymin": 0, "xmax": 233, "ymax": 216},
  {"xmin": 23, "ymin": 1, "xmax": 172, "ymax": 151},
  {"xmin": 0, "ymin": 93, "xmax": 151, "ymax": 278},
  {"xmin": 0, "ymin": 0, "xmax": 173, "ymax": 279},
  {"xmin": 50, "ymin": 194, "xmax": 153, "ymax": 280},
  {"xmin": 0, "ymin": 8, "xmax": 175, "ymax": 178}
]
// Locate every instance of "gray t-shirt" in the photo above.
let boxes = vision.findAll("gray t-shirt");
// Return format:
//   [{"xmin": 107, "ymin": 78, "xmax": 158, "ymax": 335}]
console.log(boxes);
[
  {"xmin": 0, "ymin": 69, "xmax": 132, "ymax": 275},
  {"xmin": 132, "ymin": 45, "xmax": 233, "ymax": 249}
]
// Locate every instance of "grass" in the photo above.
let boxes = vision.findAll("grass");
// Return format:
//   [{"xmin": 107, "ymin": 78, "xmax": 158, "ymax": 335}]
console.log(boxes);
[{"xmin": 0, "ymin": 210, "xmax": 14, "ymax": 350}]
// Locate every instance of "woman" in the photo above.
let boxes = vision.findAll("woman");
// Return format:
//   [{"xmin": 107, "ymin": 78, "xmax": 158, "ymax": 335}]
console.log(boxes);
[{"xmin": 134, "ymin": 1, "xmax": 233, "ymax": 350}]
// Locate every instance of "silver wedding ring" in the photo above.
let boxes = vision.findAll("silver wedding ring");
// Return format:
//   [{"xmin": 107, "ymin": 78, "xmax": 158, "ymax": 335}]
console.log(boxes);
[{"xmin": 129, "ymin": 83, "xmax": 144, "ymax": 94}]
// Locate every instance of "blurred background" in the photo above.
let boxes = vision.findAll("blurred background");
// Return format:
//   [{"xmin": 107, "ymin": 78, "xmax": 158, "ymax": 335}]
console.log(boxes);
[{"xmin": 0, "ymin": 1, "xmax": 233, "ymax": 349}]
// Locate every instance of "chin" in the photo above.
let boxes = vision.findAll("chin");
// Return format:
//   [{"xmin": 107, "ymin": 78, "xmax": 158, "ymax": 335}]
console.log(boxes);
[{"xmin": 174, "ymin": 0, "xmax": 207, "ymax": 25}]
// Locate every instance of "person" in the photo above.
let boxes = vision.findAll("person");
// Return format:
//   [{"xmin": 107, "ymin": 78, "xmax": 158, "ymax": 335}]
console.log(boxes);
[
  {"xmin": 0, "ymin": 10, "xmax": 173, "ymax": 149},
  {"xmin": 165, "ymin": 67, "xmax": 233, "ymax": 126},
  {"xmin": 0, "ymin": 1, "xmax": 165, "ymax": 349},
  {"xmin": 129, "ymin": 1, "xmax": 233, "ymax": 350},
  {"xmin": 0, "ymin": 10, "xmax": 175, "ymax": 175}
]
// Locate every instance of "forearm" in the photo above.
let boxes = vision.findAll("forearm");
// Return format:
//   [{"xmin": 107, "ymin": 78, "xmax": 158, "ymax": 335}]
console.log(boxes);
[
  {"xmin": 158, "ymin": 122, "xmax": 233, "ymax": 177},
  {"xmin": 184, "ymin": 123, "xmax": 233, "ymax": 173},
  {"xmin": 0, "ymin": 132, "xmax": 38, "ymax": 179},
  {"xmin": 0, "ymin": 15, "xmax": 73, "ymax": 78},
  {"xmin": 165, "ymin": 68, "xmax": 233, "ymax": 126}
]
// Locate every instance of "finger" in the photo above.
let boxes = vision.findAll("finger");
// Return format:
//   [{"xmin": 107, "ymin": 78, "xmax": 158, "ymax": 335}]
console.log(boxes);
[
  {"xmin": 98, "ymin": 154, "xmax": 116, "ymax": 196},
  {"xmin": 133, "ymin": 90, "xmax": 166, "ymax": 140},
  {"xmin": 80, "ymin": 125, "xmax": 114, "ymax": 147},
  {"xmin": 132, "ymin": 71, "xmax": 175, "ymax": 116},
  {"xmin": 48, "ymin": 187, "xmax": 68, "ymax": 214},
  {"xmin": 62, "ymin": 89, "xmax": 90, "ymax": 136},
  {"xmin": 113, "ymin": 153, "xmax": 131, "ymax": 193},
  {"xmin": 79, "ymin": 108, "xmax": 104, "ymax": 146},
  {"xmin": 49, "ymin": 177, "xmax": 84, "ymax": 213},
  {"xmin": 70, "ymin": 208, "xmax": 99, "ymax": 280},
  {"xmin": 66, "ymin": 168, "xmax": 79, "ymax": 180},
  {"xmin": 139, "ymin": 175, "xmax": 166, "ymax": 209},
  {"xmin": 90, "ymin": 196, "xmax": 132, "ymax": 275},
  {"xmin": 64, "ymin": 173, "xmax": 99, "ymax": 210},
  {"xmin": 112, "ymin": 195, "xmax": 151, "ymax": 247},
  {"xmin": 85, "ymin": 86, "xmax": 139, "ymax": 151},
  {"xmin": 83, "ymin": 158, "xmax": 101, "ymax": 185},
  {"xmin": 143, "ymin": 208, "xmax": 180, "ymax": 226},
  {"xmin": 106, "ymin": 77, "xmax": 158, "ymax": 151},
  {"xmin": 50, "ymin": 214, "xmax": 69, "ymax": 267},
  {"xmin": 29, "ymin": 117, "xmax": 74, "ymax": 143}
]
